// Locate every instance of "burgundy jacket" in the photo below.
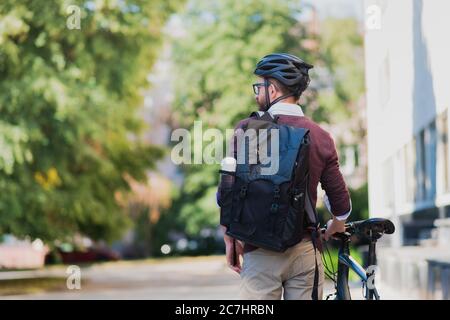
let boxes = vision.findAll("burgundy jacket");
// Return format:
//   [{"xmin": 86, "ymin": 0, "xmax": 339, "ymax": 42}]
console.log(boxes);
[{"xmin": 220, "ymin": 113, "xmax": 351, "ymax": 253}]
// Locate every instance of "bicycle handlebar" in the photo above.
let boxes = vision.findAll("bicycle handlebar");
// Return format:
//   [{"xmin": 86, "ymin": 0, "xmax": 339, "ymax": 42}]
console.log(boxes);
[{"xmin": 320, "ymin": 218, "xmax": 395, "ymax": 240}]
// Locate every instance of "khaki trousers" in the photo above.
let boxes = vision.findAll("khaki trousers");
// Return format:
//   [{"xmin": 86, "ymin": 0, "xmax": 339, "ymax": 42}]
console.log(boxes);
[{"xmin": 239, "ymin": 238, "xmax": 324, "ymax": 300}]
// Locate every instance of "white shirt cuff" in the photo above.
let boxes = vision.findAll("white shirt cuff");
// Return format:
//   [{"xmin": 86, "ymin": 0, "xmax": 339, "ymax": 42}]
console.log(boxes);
[
  {"xmin": 334, "ymin": 200, "xmax": 352, "ymax": 221},
  {"xmin": 323, "ymin": 194, "xmax": 352, "ymax": 221}
]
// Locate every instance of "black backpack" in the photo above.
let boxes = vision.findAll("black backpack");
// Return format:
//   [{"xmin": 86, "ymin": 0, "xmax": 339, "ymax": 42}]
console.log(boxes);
[
  {"xmin": 218, "ymin": 111, "xmax": 321, "ymax": 300},
  {"xmin": 219, "ymin": 111, "xmax": 319, "ymax": 251}
]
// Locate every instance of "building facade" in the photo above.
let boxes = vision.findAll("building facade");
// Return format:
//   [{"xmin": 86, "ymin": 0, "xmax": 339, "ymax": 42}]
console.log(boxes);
[{"xmin": 365, "ymin": 0, "xmax": 450, "ymax": 246}]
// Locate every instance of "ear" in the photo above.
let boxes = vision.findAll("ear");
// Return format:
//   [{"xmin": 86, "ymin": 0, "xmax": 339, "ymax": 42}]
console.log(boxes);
[{"xmin": 269, "ymin": 83, "xmax": 276, "ymax": 96}]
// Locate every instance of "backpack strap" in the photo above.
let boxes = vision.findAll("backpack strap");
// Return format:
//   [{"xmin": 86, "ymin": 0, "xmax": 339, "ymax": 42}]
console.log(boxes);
[
  {"xmin": 233, "ymin": 183, "xmax": 249, "ymax": 223},
  {"xmin": 290, "ymin": 131, "xmax": 310, "ymax": 208},
  {"xmin": 290, "ymin": 130, "xmax": 321, "ymax": 300},
  {"xmin": 290, "ymin": 131, "xmax": 319, "ymax": 225},
  {"xmin": 249, "ymin": 111, "xmax": 264, "ymax": 118},
  {"xmin": 249, "ymin": 111, "xmax": 279, "ymax": 123}
]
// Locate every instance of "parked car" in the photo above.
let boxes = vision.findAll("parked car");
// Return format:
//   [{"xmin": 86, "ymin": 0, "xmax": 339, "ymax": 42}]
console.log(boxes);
[{"xmin": 57, "ymin": 246, "xmax": 121, "ymax": 264}]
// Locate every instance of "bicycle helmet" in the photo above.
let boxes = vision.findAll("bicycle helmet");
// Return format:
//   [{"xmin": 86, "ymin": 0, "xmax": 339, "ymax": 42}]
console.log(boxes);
[{"xmin": 254, "ymin": 53, "xmax": 313, "ymax": 110}]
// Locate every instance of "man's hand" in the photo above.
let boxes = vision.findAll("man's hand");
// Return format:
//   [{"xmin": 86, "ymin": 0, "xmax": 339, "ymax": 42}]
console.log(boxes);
[
  {"xmin": 221, "ymin": 226, "xmax": 244, "ymax": 274},
  {"xmin": 323, "ymin": 217, "xmax": 346, "ymax": 241}
]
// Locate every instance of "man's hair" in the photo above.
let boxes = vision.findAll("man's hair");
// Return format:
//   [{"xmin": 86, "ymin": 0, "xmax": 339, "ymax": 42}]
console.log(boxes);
[{"xmin": 268, "ymin": 78, "xmax": 303, "ymax": 102}]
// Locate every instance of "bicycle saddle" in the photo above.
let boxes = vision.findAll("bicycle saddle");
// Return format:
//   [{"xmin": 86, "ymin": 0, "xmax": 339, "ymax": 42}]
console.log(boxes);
[{"xmin": 350, "ymin": 218, "xmax": 395, "ymax": 240}]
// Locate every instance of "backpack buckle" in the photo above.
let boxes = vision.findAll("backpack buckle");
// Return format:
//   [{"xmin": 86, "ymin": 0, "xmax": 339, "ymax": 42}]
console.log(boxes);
[
  {"xmin": 273, "ymin": 186, "xmax": 280, "ymax": 199},
  {"xmin": 270, "ymin": 203, "xmax": 279, "ymax": 213},
  {"xmin": 239, "ymin": 186, "xmax": 247, "ymax": 198}
]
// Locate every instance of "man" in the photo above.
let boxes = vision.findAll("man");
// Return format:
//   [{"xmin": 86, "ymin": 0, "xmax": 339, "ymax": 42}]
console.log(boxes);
[{"xmin": 220, "ymin": 53, "xmax": 352, "ymax": 300}]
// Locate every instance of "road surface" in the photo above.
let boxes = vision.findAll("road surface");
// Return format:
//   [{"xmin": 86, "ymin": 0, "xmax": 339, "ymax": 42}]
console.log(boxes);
[{"xmin": 0, "ymin": 255, "xmax": 412, "ymax": 299}]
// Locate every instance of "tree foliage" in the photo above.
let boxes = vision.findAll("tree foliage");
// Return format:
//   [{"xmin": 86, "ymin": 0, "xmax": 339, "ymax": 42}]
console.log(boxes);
[{"xmin": 0, "ymin": 0, "xmax": 180, "ymax": 243}]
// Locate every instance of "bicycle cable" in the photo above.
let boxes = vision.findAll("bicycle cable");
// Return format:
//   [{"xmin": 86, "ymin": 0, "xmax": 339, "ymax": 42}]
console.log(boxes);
[
  {"xmin": 321, "ymin": 239, "xmax": 337, "ymax": 284},
  {"xmin": 321, "ymin": 245, "xmax": 334, "ymax": 279}
]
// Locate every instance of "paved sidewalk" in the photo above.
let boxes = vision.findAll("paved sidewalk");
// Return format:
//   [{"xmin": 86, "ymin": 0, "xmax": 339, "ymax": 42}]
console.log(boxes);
[{"xmin": 0, "ymin": 255, "xmax": 415, "ymax": 300}]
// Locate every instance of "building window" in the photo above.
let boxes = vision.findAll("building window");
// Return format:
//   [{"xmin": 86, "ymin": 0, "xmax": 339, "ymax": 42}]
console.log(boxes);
[
  {"xmin": 414, "ymin": 121, "xmax": 438, "ymax": 203},
  {"xmin": 415, "ymin": 129, "xmax": 426, "ymax": 202},
  {"xmin": 437, "ymin": 111, "xmax": 449, "ymax": 193},
  {"xmin": 425, "ymin": 122, "xmax": 437, "ymax": 200},
  {"xmin": 401, "ymin": 114, "xmax": 446, "ymax": 205}
]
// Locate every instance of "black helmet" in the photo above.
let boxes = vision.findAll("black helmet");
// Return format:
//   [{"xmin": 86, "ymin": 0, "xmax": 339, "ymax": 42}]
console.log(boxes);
[{"xmin": 254, "ymin": 53, "xmax": 313, "ymax": 94}]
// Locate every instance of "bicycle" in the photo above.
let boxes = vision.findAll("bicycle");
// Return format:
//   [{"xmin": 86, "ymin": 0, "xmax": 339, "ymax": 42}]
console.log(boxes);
[{"xmin": 320, "ymin": 218, "xmax": 395, "ymax": 300}]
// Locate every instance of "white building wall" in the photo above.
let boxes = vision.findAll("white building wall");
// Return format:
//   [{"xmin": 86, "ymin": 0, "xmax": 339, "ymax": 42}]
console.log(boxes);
[{"xmin": 365, "ymin": 0, "xmax": 450, "ymax": 245}]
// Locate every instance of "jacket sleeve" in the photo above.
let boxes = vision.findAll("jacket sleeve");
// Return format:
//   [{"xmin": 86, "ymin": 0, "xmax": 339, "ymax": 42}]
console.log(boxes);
[{"xmin": 319, "ymin": 135, "xmax": 352, "ymax": 220}]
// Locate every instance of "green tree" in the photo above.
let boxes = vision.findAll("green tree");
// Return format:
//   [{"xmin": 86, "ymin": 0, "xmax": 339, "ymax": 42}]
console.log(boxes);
[
  {"xmin": 0, "ymin": 0, "xmax": 181, "ymax": 243},
  {"xmin": 316, "ymin": 18, "xmax": 365, "ymax": 126},
  {"xmin": 317, "ymin": 18, "xmax": 368, "ymax": 213}
]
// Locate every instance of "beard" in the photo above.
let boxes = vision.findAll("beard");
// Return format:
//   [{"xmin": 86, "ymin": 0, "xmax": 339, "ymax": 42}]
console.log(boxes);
[{"xmin": 255, "ymin": 95, "xmax": 268, "ymax": 111}]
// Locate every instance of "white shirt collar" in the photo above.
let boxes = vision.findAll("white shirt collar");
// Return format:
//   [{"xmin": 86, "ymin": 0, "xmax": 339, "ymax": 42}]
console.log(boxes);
[{"xmin": 266, "ymin": 102, "xmax": 304, "ymax": 117}]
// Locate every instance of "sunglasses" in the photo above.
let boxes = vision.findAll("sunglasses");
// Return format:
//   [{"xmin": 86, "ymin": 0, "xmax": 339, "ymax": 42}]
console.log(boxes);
[
  {"xmin": 252, "ymin": 83, "xmax": 265, "ymax": 95},
  {"xmin": 252, "ymin": 81, "xmax": 276, "ymax": 95}
]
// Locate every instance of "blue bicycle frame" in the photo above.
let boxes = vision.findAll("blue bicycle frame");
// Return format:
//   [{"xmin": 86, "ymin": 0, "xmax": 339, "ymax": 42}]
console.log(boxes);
[{"xmin": 334, "ymin": 234, "xmax": 380, "ymax": 300}]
